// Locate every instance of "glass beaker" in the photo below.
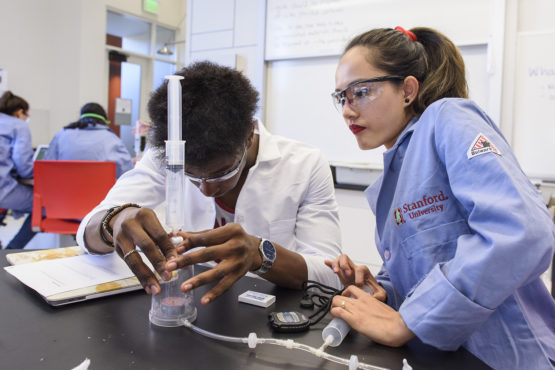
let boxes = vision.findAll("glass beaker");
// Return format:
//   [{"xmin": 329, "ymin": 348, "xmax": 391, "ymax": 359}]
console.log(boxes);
[{"xmin": 149, "ymin": 265, "xmax": 197, "ymax": 327}]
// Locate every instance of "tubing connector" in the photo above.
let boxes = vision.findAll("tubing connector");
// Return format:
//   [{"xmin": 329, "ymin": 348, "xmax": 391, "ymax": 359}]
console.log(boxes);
[
  {"xmin": 247, "ymin": 332, "xmax": 258, "ymax": 348},
  {"xmin": 349, "ymin": 355, "xmax": 359, "ymax": 370}
]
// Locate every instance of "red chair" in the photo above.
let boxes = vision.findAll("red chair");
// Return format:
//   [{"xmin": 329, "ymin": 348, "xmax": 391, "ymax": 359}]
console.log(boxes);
[{"xmin": 31, "ymin": 161, "xmax": 116, "ymax": 234}]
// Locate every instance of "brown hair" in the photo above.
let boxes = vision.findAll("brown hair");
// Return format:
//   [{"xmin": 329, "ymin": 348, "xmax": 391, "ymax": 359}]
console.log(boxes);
[
  {"xmin": 0, "ymin": 91, "xmax": 29, "ymax": 116},
  {"xmin": 344, "ymin": 27, "xmax": 468, "ymax": 114}
]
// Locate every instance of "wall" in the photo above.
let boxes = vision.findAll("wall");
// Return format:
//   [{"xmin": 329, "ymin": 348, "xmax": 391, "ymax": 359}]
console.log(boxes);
[
  {"xmin": 264, "ymin": 0, "xmax": 502, "ymax": 169},
  {"xmin": 0, "ymin": 0, "xmax": 186, "ymax": 147},
  {"xmin": 501, "ymin": 0, "xmax": 555, "ymax": 179},
  {"xmin": 185, "ymin": 0, "xmax": 266, "ymax": 115}
]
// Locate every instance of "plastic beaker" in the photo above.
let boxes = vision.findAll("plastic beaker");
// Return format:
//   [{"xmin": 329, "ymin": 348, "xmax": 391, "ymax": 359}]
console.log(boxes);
[{"xmin": 149, "ymin": 265, "xmax": 197, "ymax": 327}]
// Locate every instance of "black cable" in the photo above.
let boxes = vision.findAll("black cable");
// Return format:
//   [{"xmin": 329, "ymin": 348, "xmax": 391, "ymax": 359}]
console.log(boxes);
[{"xmin": 300, "ymin": 280, "xmax": 344, "ymax": 326}]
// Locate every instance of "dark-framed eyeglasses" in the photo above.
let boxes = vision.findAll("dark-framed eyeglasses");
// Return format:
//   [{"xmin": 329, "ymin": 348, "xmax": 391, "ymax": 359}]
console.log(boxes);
[
  {"xmin": 184, "ymin": 147, "xmax": 247, "ymax": 183},
  {"xmin": 331, "ymin": 76, "xmax": 405, "ymax": 112}
]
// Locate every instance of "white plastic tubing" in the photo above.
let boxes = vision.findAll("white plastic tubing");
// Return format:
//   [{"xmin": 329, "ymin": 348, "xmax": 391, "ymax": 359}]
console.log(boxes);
[{"xmin": 181, "ymin": 319, "xmax": 390, "ymax": 370}]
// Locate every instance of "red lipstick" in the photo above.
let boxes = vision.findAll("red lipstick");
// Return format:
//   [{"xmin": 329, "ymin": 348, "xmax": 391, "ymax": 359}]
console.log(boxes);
[{"xmin": 349, "ymin": 124, "xmax": 366, "ymax": 134}]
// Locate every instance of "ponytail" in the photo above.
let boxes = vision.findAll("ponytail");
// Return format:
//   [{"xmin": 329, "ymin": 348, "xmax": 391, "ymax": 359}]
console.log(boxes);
[{"xmin": 411, "ymin": 27, "xmax": 468, "ymax": 113}]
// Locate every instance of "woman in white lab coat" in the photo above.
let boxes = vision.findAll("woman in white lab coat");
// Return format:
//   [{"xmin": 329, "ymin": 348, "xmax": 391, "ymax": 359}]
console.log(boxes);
[{"xmin": 78, "ymin": 62, "xmax": 342, "ymax": 304}]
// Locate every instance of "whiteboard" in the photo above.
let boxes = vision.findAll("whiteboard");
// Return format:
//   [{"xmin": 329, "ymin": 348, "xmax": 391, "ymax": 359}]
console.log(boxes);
[
  {"xmin": 264, "ymin": 0, "xmax": 497, "ymax": 167},
  {"xmin": 513, "ymin": 31, "xmax": 555, "ymax": 180},
  {"xmin": 266, "ymin": 56, "xmax": 383, "ymax": 167},
  {"xmin": 265, "ymin": 46, "xmax": 490, "ymax": 168},
  {"xmin": 265, "ymin": 0, "xmax": 490, "ymax": 60}
]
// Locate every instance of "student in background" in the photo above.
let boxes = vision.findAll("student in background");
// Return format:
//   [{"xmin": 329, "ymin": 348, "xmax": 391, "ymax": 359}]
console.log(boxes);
[
  {"xmin": 77, "ymin": 62, "xmax": 341, "ymax": 304},
  {"xmin": 325, "ymin": 27, "xmax": 555, "ymax": 369},
  {"xmin": 44, "ymin": 103, "xmax": 133, "ymax": 178},
  {"xmin": 0, "ymin": 91, "xmax": 36, "ymax": 248}
]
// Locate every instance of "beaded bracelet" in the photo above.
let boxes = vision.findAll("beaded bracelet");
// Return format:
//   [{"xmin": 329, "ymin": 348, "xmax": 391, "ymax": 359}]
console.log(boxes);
[{"xmin": 99, "ymin": 203, "xmax": 140, "ymax": 246}]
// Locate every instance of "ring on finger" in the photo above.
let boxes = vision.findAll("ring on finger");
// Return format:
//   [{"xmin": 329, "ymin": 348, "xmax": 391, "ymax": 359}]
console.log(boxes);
[
  {"xmin": 123, "ymin": 249, "xmax": 138, "ymax": 260},
  {"xmin": 340, "ymin": 300, "xmax": 346, "ymax": 309}
]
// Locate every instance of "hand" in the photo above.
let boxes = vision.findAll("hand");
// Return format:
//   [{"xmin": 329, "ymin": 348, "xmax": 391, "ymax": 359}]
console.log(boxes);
[
  {"xmin": 330, "ymin": 286, "xmax": 415, "ymax": 347},
  {"xmin": 110, "ymin": 207, "xmax": 178, "ymax": 295},
  {"xmin": 165, "ymin": 223, "xmax": 262, "ymax": 305},
  {"xmin": 325, "ymin": 254, "xmax": 386, "ymax": 302}
]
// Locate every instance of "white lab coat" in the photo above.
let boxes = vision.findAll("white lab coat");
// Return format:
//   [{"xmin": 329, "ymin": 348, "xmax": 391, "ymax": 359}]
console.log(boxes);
[{"xmin": 77, "ymin": 120, "xmax": 342, "ymax": 287}]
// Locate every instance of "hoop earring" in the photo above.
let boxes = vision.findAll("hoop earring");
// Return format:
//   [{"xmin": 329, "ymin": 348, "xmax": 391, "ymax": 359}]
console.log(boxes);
[{"xmin": 404, "ymin": 98, "xmax": 410, "ymax": 103}]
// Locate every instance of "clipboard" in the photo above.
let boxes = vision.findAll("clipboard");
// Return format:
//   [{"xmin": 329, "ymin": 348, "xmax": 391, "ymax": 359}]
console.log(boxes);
[{"xmin": 5, "ymin": 247, "xmax": 144, "ymax": 306}]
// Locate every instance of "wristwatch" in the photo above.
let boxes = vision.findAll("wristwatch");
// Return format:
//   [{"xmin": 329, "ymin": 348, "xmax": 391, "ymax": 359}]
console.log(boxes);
[{"xmin": 252, "ymin": 238, "xmax": 276, "ymax": 275}]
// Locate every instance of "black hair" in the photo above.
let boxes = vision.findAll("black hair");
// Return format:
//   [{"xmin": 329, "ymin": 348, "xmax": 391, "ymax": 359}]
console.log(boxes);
[
  {"xmin": 0, "ymin": 91, "xmax": 29, "ymax": 116},
  {"xmin": 345, "ymin": 27, "xmax": 468, "ymax": 114},
  {"xmin": 148, "ymin": 61, "xmax": 259, "ymax": 166},
  {"xmin": 65, "ymin": 102, "xmax": 109, "ymax": 129}
]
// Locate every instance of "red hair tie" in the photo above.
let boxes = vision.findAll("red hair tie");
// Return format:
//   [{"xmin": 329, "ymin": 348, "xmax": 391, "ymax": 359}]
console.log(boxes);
[{"xmin": 394, "ymin": 26, "xmax": 417, "ymax": 42}]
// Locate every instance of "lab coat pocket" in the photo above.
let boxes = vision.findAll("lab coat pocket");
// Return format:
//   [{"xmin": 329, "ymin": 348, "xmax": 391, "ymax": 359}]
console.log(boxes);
[
  {"xmin": 269, "ymin": 218, "xmax": 296, "ymax": 248},
  {"xmin": 399, "ymin": 219, "xmax": 469, "ymax": 277}
]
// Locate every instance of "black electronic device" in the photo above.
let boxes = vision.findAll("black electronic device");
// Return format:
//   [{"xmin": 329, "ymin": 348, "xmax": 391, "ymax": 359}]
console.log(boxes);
[
  {"xmin": 268, "ymin": 281, "xmax": 344, "ymax": 333},
  {"xmin": 268, "ymin": 311, "xmax": 311, "ymax": 333}
]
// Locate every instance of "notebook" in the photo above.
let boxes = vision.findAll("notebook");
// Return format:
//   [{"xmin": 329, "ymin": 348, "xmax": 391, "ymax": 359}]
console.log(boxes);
[{"xmin": 4, "ymin": 247, "xmax": 148, "ymax": 306}]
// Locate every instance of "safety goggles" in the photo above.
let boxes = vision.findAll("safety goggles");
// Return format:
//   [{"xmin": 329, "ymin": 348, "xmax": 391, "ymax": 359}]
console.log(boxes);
[
  {"xmin": 184, "ymin": 147, "xmax": 247, "ymax": 183},
  {"xmin": 331, "ymin": 76, "xmax": 405, "ymax": 112}
]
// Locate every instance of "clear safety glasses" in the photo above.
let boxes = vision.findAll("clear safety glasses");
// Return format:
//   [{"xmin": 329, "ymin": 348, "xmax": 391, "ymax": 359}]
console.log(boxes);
[
  {"xmin": 331, "ymin": 76, "xmax": 405, "ymax": 112},
  {"xmin": 184, "ymin": 147, "xmax": 247, "ymax": 183}
]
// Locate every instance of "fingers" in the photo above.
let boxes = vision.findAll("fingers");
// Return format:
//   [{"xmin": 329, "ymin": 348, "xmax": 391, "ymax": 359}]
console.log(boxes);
[
  {"xmin": 365, "ymin": 278, "xmax": 387, "ymax": 302},
  {"xmin": 137, "ymin": 210, "xmax": 178, "ymax": 262},
  {"xmin": 111, "ymin": 208, "xmax": 178, "ymax": 294},
  {"xmin": 180, "ymin": 223, "xmax": 244, "ymax": 250},
  {"xmin": 354, "ymin": 265, "xmax": 371, "ymax": 287},
  {"xmin": 325, "ymin": 254, "xmax": 356, "ymax": 286},
  {"xmin": 342, "ymin": 284, "xmax": 369, "ymax": 299},
  {"xmin": 119, "ymin": 217, "xmax": 172, "ymax": 282},
  {"xmin": 115, "ymin": 237, "xmax": 161, "ymax": 295},
  {"xmin": 329, "ymin": 296, "xmax": 355, "ymax": 322},
  {"xmin": 181, "ymin": 262, "xmax": 243, "ymax": 305},
  {"xmin": 166, "ymin": 224, "xmax": 255, "ymax": 305},
  {"xmin": 165, "ymin": 243, "xmax": 231, "ymax": 271}
]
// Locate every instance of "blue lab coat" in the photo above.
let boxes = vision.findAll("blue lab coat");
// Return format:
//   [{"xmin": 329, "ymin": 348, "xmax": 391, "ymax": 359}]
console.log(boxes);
[
  {"xmin": 366, "ymin": 98, "xmax": 555, "ymax": 369},
  {"xmin": 0, "ymin": 112, "xmax": 34, "ymax": 205},
  {"xmin": 44, "ymin": 124, "xmax": 133, "ymax": 178}
]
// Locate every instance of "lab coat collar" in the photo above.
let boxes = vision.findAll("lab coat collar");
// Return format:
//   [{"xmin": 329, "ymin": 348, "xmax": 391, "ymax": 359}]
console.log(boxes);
[
  {"xmin": 365, "ymin": 115, "xmax": 420, "ymax": 214},
  {"xmin": 254, "ymin": 118, "xmax": 281, "ymax": 164},
  {"xmin": 79, "ymin": 123, "xmax": 111, "ymax": 131},
  {"xmin": 385, "ymin": 115, "xmax": 420, "ymax": 154}
]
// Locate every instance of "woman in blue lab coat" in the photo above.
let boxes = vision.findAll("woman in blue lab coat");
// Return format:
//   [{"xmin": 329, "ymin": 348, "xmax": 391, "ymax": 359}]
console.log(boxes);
[
  {"xmin": 325, "ymin": 27, "xmax": 555, "ymax": 369},
  {"xmin": 44, "ymin": 103, "xmax": 133, "ymax": 178},
  {"xmin": 0, "ymin": 91, "xmax": 36, "ymax": 248}
]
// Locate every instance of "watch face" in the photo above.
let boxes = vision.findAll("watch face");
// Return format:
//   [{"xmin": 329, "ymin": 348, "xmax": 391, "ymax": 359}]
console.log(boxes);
[{"xmin": 262, "ymin": 240, "xmax": 276, "ymax": 260}]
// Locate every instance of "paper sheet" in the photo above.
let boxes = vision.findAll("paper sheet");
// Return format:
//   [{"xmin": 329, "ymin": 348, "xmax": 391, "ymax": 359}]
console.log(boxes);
[{"xmin": 5, "ymin": 252, "xmax": 150, "ymax": 297}]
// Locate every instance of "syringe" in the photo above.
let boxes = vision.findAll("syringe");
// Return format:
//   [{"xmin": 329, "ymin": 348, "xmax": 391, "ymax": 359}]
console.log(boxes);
[
  {"xmin": 164, "ymin": 75, "xmax": 185, "ymax": 234},
  {"xmin": 322, "ymin": 317, "xmax": 351, "ymax": 347},
  {"xmin": 150, "ymin": 74, "xmax": 197, "ymax": 327}
]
